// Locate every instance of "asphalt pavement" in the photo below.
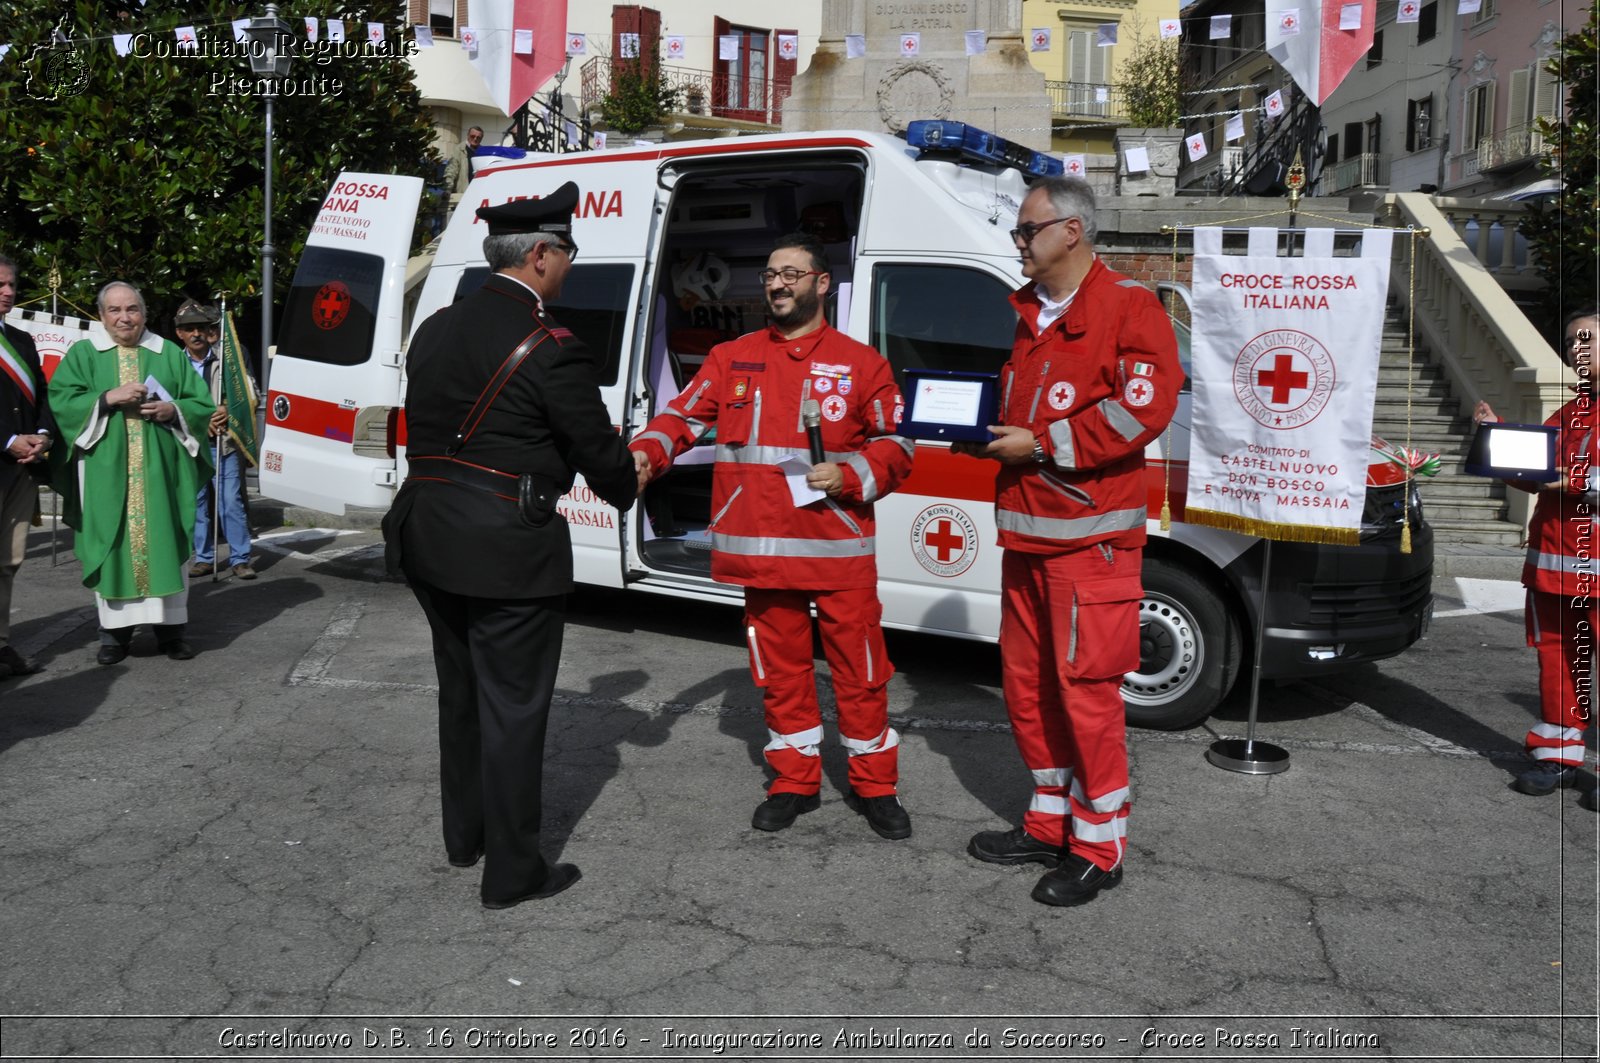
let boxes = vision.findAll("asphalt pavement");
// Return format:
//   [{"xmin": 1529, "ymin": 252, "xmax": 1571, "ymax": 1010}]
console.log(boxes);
[{"xmin": 0, "ymin": 508, "xmax": 1595, "ymax": 1063}]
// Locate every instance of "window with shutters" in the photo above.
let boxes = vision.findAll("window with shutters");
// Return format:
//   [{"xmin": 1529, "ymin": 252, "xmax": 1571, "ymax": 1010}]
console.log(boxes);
[
  {"xmin": 1406, "ymin": 94, "xmax": 1433, "ymax": 152},
  {"xmin": 1506, "ymin": 66, "xmax": 1532, "ymax": 133},
  {"xmin": 1531, "ymin": 59, "xmax": 1561, "ymax": 124},
  {"xmin": 713, "ymin": 19, "xmax": 771, "ymax": 122},
  {"xmin": 1464, "ymin": 82, "xmax": 1494, "ymax": 149},
  {"xmin": 426, "ymin": 0, "xmax": 458, "ymax": 39},
  {"xmin": 1367, "ymin": 30, "xmax": 1383, "ymax": 68},
  {"xmin": 1062, "ymin": 22, "xmax": 1114, "ymax": 115},
  {"xmin": 1473, "ymin": 0, "xmax": 1496, "ymax": 24},
  {"xmin": 1417, "ymin": 2, "xmax": 1437, "ymax": 42},
  {"xmin": 1343, "ymin": 121, "xmax": 1363, "ymax": 160},
  {"xmin": 1364, "ymin": 114, "xmax": 1382, "ymax": 155}
]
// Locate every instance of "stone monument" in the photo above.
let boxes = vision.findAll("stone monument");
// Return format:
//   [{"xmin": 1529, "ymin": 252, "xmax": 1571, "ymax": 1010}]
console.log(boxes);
[{"xmin": 781, "ymin": 0, "xmax": 1052, "ymax": 152}]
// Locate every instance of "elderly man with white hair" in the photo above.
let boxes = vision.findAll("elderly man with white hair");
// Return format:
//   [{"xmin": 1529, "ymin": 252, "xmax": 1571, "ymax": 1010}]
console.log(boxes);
[{"xmin": 48, "ymin": 281, "xmax": 215, "ymax": 664}]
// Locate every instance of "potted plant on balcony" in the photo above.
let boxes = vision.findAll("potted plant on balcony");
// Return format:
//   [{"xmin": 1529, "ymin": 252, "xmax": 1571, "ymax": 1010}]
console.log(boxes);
[
  {"xmin": 1114, "ymin": 25, "xmax": 1184, "ymax": 192},
  {"xmin": 684, "ymin": 83, "xmax": 706, "ymax": 116}
]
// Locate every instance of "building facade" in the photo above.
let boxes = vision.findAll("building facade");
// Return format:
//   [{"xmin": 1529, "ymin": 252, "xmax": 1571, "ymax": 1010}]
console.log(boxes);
[{"xmin": 1023, "ymin": 0, "xmax": 1183, "ymax": 155}]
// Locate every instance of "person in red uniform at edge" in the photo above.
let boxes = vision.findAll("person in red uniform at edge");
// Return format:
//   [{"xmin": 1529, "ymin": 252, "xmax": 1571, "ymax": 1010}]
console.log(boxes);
[
  {"xmin": 1475, "ymin": 306, "xmax": 1600, "ymax": 811},
  {"xmin": 630, "ymin": 233, "xmax": 916, "ymax": 839},
  {"xmin": 953, "ymin": 176, "xmax": 1181, "ymax": 907}
]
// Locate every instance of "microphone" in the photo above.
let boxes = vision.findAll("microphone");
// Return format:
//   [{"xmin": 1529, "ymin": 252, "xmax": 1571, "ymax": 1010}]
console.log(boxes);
[{"xmin": 802, "ymin": 398, "xmax": 825, "ymax": 466}]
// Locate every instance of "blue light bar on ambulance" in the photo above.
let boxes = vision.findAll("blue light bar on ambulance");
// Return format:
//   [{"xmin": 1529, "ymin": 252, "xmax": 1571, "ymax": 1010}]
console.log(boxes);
[{"xmin": 905, "ymin": 120, "xmax": 1064, "ymax": 177}]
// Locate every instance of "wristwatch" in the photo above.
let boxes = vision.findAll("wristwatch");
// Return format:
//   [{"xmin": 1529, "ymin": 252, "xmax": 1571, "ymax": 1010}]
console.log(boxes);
[{"xmin": 1032, "ymin": 441, "xmax": 1048, "ymax": 464}]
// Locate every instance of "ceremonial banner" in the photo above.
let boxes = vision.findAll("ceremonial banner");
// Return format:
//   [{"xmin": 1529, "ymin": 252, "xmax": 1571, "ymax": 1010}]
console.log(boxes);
[
  {"xmin": 218, "ymin": 312, "xmax": 260, "ymax": 468},
  {"xmin": 1184, "ymin": 226, "xmax": 1392, "ymax": 544}
]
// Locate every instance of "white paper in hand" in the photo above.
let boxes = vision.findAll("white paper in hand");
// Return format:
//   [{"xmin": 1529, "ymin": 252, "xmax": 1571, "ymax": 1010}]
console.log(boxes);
[
  {"xmin": 778, "ymin": 454, "xmax": 827, "ymax": 506},
  {"xmin": 143, "ymin": 375, "xmax": 175, "ymax": 404}
]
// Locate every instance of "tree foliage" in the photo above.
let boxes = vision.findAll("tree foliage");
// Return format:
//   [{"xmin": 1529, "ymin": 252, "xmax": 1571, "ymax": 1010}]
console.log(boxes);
[
  {"xmin": 597, "ymin": 47, "xmax": 676, "ymax": 136},
  {"xmin": 0, "ymin": 0, "xmax": 437, "ymax": 344},
  {"xmin": 1119, "ymin": 24, "xmax": 1182, "ymax": 130},
  {"xmin": 1524, "ymin": 1, "xmax": 1598, "ymax": 326}
]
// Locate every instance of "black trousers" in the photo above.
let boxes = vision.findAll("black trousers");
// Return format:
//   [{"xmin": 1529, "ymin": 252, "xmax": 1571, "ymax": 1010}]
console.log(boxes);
[{"xmin": 408, "ymin": 578, "xmax": 566, "ymax": 902}]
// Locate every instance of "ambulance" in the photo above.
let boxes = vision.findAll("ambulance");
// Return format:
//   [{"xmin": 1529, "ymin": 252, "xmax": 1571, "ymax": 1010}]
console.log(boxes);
[{"xmin": 259, "ymin": 123, "xmax": 1433, "ymax": 730}]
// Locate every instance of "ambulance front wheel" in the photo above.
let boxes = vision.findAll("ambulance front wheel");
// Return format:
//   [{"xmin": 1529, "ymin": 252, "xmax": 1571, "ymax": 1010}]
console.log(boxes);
[{"xmin": 1122, "ymin": 560, "xmax": 1241, "ymax": 730}]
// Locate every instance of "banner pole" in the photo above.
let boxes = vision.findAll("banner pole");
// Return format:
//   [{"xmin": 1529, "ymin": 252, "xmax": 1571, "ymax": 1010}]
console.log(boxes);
[
  {"xmin": 212, "ymin": 296, "xmax": 225, "ymax": 582},
  {"xmin": 1206, "ymin": 537, "xmax": 1290, "ymax": 774}
]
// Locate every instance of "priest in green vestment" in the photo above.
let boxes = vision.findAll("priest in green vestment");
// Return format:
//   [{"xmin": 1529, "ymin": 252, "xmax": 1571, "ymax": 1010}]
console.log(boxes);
[{"xmin": 49, "ymin": 281, "xmax": 215, "ymax": 664}]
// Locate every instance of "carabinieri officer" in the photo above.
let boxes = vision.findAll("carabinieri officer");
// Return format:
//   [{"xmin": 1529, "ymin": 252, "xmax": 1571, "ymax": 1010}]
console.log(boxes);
[{"xmin": 383, "ymin": 184, "xmax": 638, "ymax": 909}]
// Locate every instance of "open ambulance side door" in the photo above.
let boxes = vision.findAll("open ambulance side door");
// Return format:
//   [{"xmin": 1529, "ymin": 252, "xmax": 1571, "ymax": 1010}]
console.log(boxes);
[{"xmin": 259, "ymin": 172, "xmax": 423, "ymax": 514}]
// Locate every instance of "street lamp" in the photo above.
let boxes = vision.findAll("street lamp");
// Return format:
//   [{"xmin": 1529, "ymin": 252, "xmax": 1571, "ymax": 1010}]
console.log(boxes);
[{"xmin": 243, "ymin": 5, "xmax": 292, "ymax": 379}]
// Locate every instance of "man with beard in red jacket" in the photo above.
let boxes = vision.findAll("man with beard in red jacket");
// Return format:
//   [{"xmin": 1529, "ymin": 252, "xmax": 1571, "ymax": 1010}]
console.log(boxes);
[{"xmin": 631, "ymin": 233, "xmax": 915, "ymax": 839}]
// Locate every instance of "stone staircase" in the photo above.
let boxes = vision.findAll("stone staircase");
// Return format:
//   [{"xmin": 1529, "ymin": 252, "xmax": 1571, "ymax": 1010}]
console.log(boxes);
[{"xmin": 1369, "ymin": 311, "xmax": 1524, "ymax": 547}]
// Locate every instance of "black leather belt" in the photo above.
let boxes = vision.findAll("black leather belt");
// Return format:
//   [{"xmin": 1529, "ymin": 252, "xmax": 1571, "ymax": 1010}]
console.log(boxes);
[{"xmin": 406, "ymin": 455, "xmax": 518, "ymax": 498}]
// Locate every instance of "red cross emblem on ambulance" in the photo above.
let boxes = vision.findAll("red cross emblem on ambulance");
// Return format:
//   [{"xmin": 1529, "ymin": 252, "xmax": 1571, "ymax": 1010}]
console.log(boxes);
[{"xmin": 312, "ymin": 281, "xmax": 351, "ymax": 330}]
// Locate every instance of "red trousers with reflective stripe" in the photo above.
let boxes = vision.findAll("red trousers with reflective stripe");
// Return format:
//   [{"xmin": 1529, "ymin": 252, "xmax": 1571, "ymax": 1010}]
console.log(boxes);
[
  {"xmin": 1000, "ymin": 548, "xmax": 1139, "ymax": 871},
  {"xmin": 744, "ymin": 586, "xmax": 898, "ymax": 797},
  {"xmin": 1526, "ymin": 588, "xmax": 1595, "ymax": 766}
]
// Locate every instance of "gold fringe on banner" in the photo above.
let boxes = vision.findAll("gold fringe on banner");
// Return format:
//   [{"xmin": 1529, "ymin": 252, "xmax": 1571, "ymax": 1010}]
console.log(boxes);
[{"xmin": 1184, "ymin": 507, "xmax": 1362, "ymax": 546}]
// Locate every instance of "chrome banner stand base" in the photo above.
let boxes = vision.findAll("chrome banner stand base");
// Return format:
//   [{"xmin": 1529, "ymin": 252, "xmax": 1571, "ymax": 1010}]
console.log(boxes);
[{"xmin": 1206, "ymin": 538, "xmax": 1290, "ymax": 775}]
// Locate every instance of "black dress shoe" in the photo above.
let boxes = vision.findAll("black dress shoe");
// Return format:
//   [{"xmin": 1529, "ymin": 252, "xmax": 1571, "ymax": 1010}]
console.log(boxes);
[
  {"xmin": 846, "ymin": 790, "xmax": 912, "ymax": 840},
  {"xmin": 96, "ymin": 644, "xmax": 129, "ymax": 666},
  {"xmin": 160, "ymin": 640, "xmax": 196, "ymax": 661},
  {"xmin": 481, "ymin": 863, "xmax": 581, "ymax": 908},
  {"xmin": 0, "ymin": 647, "xmax": 42, "ymax": 676},
  {"xmin": 1031, "ymin": 853, "xmax": 1123, "ymax": 907},
  {"xmin": 448, "ymin": 848, "xmax": 484, "ymax": 868},
  {"xmin": 967, "ymin": 825, "xmax": 1064, "ymax": 867},
  {"xmin": 751, "ymin": 791, "xmax": 821, "ymax": 832},
  {"xmin": 1512, "ymin": 761, "xmax": 1577, "ymax": 795}
]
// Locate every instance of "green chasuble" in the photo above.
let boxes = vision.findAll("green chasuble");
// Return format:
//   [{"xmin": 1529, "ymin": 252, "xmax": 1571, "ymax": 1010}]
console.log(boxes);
[{"xmin": 49, "ymin": 332, "xmax": 215, "ymax": 601}]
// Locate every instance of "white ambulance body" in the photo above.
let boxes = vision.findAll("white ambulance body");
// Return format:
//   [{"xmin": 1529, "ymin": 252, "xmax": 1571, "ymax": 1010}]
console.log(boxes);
[{"xmin": 260, "ymin": 128, "xmax": 1433, "ymax": 729}]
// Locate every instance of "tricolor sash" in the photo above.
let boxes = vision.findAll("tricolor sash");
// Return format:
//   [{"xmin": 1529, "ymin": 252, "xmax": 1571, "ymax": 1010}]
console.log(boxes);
[{"xmin": 0, "ymin": 328, "xmax": 39, "ymax": 406}]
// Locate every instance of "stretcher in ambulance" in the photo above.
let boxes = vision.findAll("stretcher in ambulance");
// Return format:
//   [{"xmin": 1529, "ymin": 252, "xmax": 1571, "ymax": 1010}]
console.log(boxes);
[{"xmin": 260, "ymin": 125, "xmax": 1433, "ymax": 729}]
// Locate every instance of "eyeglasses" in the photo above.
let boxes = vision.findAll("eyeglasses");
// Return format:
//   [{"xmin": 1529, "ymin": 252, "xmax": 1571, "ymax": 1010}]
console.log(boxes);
[
  {"xmin": 757, "ymin": 267, "xmax": 823, "ymax": 286},
  {"xmin": 1009, "ymin": 216, "xmax": 1074, "ymax": 245},
  {"xmin": 551, "ymin": 240, "xmax": 579, "ymax": 263}
]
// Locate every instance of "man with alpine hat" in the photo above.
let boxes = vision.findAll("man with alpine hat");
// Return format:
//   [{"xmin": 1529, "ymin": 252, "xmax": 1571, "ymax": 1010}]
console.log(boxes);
[
  {"xmin": 382, "ymin": 183, "xmax": 638, "ymax": 909},
  {"xmin": 174, "ymin": 299, "xmax": 257, "ymax": 581}
]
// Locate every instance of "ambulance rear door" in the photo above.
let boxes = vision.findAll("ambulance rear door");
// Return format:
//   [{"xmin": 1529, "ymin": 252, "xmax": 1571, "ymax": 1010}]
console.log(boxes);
[{"xmin": 260, "ymin": 172, "xmax": 423, "ymax": 514}]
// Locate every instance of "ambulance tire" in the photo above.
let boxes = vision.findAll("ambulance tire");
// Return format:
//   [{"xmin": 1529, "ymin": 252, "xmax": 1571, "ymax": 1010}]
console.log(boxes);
[{"xmin": 1122, "ymin": 560, "xmax": 1241, "ymax": 730}]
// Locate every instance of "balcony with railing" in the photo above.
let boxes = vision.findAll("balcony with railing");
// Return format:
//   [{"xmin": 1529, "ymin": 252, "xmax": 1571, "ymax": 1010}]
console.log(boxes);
[
  {"xmin": 1044, "ymin": 80, "xmax": 1129, "ymax": 125},
  {"xmin": 581, "ymin": 56, "xmax": 792, "ymax": 129},
  {"xmin": 1476, "ymin": 124, "xmax": 1547, "ymax": 173},
  {"xmin": 1322, "ymin": 152, "xmax": 1388, "ymax": 194}
]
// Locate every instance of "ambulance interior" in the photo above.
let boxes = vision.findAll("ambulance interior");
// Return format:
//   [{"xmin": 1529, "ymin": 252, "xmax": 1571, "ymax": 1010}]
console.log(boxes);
[{"xmin": 637, "ymin": 162, "xmax": 866, "ymax": 576}]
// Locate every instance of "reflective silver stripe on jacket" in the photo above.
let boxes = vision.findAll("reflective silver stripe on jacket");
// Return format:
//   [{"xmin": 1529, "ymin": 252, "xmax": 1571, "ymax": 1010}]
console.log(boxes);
[
  {"xmin": 882, "ymin": 434, "xmax": 916, "ymax": 459},
  {"xmin": 845, "ymin": 454, "xmax": 878, "ymax": 501},
  {"xmin": 1098, "ymin": 398, "xmax": 1144, "ymax": 442},
  {"xmin": 1047, "ymin": 418, "xmax": 1077, "ymax": 469},
  {"xmin": 712, "ymin": 533, "xmax": 876, "ymax": 558},
  {"xmin": 715, "ymin": 443, "xmax": 863, "ymax": 465},
  {"xmin": 995, "ymin": 506, "xmax": 1146, "ymax": 540},
  {"xmin": 677, "ymin": 378, "xmax": 713, "ymax": 413},
  {"xmin": 824, "ymin": 499, "xmax": 863, "ymax": 535},
  {"xmin": 633, "ymin": 430, "xmax": 677, "ymax": 454},
  {"xmin": 1526, "ymin": 549, "xmax": 1600, "ymax": 575}
]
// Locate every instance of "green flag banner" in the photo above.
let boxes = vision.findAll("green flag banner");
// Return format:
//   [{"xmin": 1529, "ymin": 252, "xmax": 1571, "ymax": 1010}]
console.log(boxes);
[{"xmin": 218, "ymin": 311, "xmax": 260, "ymax": 467}]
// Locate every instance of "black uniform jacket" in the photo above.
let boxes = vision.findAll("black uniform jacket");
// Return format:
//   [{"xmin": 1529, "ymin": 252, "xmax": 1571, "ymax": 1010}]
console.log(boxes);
[
  {"xmin": 0, "ymin": 322, "xmax": 56, "ymax": 492},
  {"xmin": 384, "ymin": 274, "xmax": 637, "ymax": 599}
]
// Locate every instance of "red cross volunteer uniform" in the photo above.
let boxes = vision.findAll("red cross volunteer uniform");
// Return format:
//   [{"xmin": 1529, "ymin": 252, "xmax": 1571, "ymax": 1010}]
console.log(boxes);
[
  {"xmin": 630, "ymin": 323, "xmax": 913, "ymax": 806},
  {"xmin": 1514, "ymin": 389, "xmax": 1598, "ymax": 772},
  {"xmin": 995, "ymin": 257, "xmax": 1181, "ymax": 872}
]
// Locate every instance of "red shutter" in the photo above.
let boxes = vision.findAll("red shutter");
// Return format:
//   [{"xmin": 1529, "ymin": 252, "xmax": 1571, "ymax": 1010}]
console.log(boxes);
[
  {"xmin": 773, "ymin": 27, "xmax": 797, "ymax": 123},
  {"xmin": 713, "ymin": 15, "xmax": 731, "ymax": 113},
  {"xmin": 641, "ymin": 6, "xmax": 661, "ymax": 68},
  {"xmin": 612, "ymin": 5, "xmax": 637, "ymax": 76}
]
